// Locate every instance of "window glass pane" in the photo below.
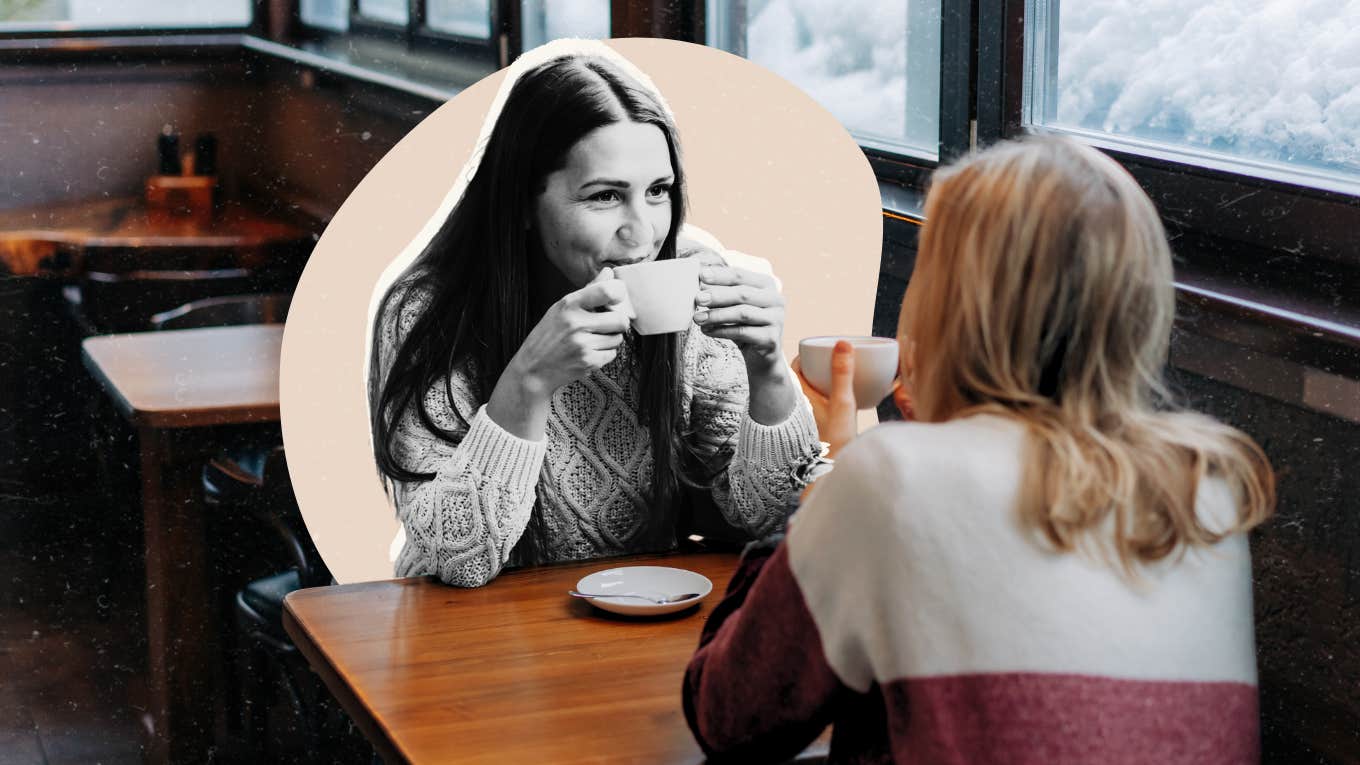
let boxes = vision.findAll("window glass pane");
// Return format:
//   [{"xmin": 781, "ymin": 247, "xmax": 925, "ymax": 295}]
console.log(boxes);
[
  {"xmin": 358, "ymin": 0, "xmax": 408, "ymax": 26},
  {"xmin": 301, "ymin": 0, "xmax": 349, "ymax": 32},
  {"xmin": 0, "ymin": 0, "xmax": 250, "ymax": 28},
  {"xmin": 428, "ymin": 0, "xmax": 491, "ymax": 38},
  {"xmin": 706, "ymin": 0, "xmax": 940, "ymax": 160},
  {"xmin": 1028, "ymin": 0, "xmax": 1360, "ymax": 190},
  {"xmin": 520, "ymin": 0, "xmax": 609, "ymax": 49}
]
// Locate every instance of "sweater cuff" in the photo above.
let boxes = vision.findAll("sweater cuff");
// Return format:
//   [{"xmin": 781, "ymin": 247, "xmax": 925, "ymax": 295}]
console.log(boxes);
[
  {"xmin": 458, "ymin": 404, "xmax": 549, "ymax": 487},
  {"xmin": 737, "ymin": 395, "xmax": 821, "ymax": 474}
]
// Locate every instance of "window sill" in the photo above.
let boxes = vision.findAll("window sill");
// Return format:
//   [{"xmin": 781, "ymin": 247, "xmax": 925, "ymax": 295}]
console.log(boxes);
[
  {"xmin": 241, "ymin": 35, "xmax": 491, "ymax": 105},
  {"xmin": 876, "ymin": 177, "xmax": 1359, "ymax": 379},
  {"xmin": 878, "ymin": 180, "xmax": 925, "ymax": 223}
]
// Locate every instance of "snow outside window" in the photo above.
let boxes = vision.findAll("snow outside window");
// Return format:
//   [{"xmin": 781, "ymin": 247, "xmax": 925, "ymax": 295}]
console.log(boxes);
[
  {"xmin": 429, "ymin": 0, "xmax": 491, "ymax": 39},
  {"xmin": 707, "ymin": 0, "xmax": 942, "ymax": 161},
  {"xmin": 301, "ymin": 0, "xmax": 349, "ymax": 32},
  {"xmin": 359, "ymin": 0, "xmax": 408, "ymax": 27},
  {"xmin": 1027, "ymin": 0, "xmax": 1360, "ymax": 194},
  {"xmin": 0, "ymin": 0, "xmax": 251, "ymax": 28},
  {"xmin": 521, "ymin": 0, "xmax": 610, "ymax": 50}
]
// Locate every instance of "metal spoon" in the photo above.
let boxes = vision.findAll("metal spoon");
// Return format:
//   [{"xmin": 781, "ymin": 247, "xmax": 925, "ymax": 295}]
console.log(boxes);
[{"xmin": 568, "ymin": 590, "xmax": 701, "ymax": 605}]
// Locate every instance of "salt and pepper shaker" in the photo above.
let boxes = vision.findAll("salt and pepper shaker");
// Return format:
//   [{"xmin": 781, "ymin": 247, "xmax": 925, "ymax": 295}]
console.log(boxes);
[
  {"xmin": 157, "ymin": 126, "xmax": 181, "ymax": 176},
  {"xmin": 148, "ymin": 127, "xmax": 216, "ymax": 215},
  {"xmin": 155, "ymin": 128, "xmax": 218, "ymax": 177}
]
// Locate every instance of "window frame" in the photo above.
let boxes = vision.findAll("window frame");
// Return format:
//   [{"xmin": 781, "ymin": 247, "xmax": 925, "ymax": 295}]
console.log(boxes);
[
  {"xmin": 697, "ymin": 0, "xmax": 969, "ymax": 174},
  {"xmin": 973, "ymin": 0, "xmax": 1360, "ymax": 272},
  {"xmin": 0, "ymin": 1, "xmax": 255, "ymax": 38},
  {"xmin": 293, "ymin": 0, "xmax": 507, "ymax": 66}
]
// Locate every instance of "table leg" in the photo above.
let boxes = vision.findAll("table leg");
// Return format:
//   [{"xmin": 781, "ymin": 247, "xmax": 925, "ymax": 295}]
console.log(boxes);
[{"xmin": 138, "ymin": 426, "xmax": 218, "ymax": 764}]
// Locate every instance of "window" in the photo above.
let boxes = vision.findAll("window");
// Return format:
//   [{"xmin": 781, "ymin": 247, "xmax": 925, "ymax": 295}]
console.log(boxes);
[
  {"xmin": 358, "ymin": 0, "xmax": 409, "ymax": 27},
  {"xmin": 1025, "ymin": 0, "xmax": 1360, "ymax": 196},
  {"xmin": 706, "ymin": 0, "xmax": 941, "ymax": 161},
  {"xmin": 429, "ymin": 0, "xmax": 492, "ymax": 39},
  {"xmin": 0, "ymin": 0, "xmax": 250, "ymax": 29},
  {"xmin": 300, "ymin": 0, "xmax": 349, "ymax": 32},
  {"xmin": 520, "ymin": 0, "xmax": 609, "ymax": 51}
]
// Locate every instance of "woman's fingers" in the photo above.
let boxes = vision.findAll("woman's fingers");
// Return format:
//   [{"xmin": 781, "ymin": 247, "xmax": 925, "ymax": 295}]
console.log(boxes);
[
  {"xmin": 584, "ymin": 330, "xmax": 626, "ymax": 350},
  {"xmin": 574, "ymin": 277, "xmax": 630, "ymax": 312},
  {"xmin": 696, "ymin": 283, "xmax": 782, "ymax": 310},
  {"xmin": 678, "ymin": 241, "xmax": 727, "ymax": 267},
  {"xmin": 699, "ymin": 265, "xmax": 773, "ymax": 289},
  {"xmin": 693, "ymin": 304, "xmax": 780, "ymax": 327},
  {"xmin": 791, "ymin": 356, "xmax": 829, "ymax": 405},
  {"xmin": 829, "ymin": 340, "xmax": 857, "ymax": 408},
  {"xmin": 577, "ymin": 306, "xmax": 632, "ymax": 335},
  {"xmin": 699, "ymin": 324, "xmax": 778, "ymax": 351}
]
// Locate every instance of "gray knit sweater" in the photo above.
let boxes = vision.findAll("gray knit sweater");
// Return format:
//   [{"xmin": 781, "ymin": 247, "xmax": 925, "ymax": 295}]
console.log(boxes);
[{"xmin": 377, "ymin": 282, "xmax": 822, "ymax": 587}]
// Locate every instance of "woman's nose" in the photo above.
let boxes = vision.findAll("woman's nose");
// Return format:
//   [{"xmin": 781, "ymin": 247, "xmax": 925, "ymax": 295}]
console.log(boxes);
[{"xmin": 617, "ymin": 201, "xmax": 653, "ymax": 248}]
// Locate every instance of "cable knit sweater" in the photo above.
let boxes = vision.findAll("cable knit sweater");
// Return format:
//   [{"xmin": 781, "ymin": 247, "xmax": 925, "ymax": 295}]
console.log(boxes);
[
  {"xmin": 685, "ymin": 414, "xmax": 1260, "ymax": 764},
  {"xmin": 376, "ymin": 280, "xmax": 822, "ymax": 588}
]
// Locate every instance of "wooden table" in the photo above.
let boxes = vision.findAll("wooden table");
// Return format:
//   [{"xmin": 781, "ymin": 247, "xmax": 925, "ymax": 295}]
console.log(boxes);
[
  {"xmin": 0, "ymin": 196, "xmax": 311, "ymax": 277},
  {"xmin": 81, "ymin": 324, "xmax": 284, "ymax": 764},
  {"xmin": 284, "ymin": 552, "xmax": 830, "ymax": 764}
]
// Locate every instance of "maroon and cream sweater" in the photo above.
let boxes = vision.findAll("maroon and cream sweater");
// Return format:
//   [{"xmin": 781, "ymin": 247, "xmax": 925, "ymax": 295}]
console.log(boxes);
[{"xmin": 684, "ymin": 414, "xmax": 1260, "ymax": 764}]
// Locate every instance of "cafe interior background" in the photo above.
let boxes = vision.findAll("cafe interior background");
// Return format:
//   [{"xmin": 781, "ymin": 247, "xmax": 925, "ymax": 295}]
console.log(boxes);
[{"xmin": 0, "ymin": 0, "xmax": 1356, "ymax": 762}]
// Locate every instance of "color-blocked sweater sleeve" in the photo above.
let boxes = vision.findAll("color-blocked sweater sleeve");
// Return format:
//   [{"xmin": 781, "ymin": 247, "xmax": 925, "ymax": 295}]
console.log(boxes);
[
  {"xmin": 377, "ymin": 285, "xmax": 547, "ymax": 588},
  {"xmin": 685, "ymin": 329, "xmax": 822, "ymax": 538},
  {"xmin": 683, "ymin": 542, "xmax": 848, "ymax": 763}
]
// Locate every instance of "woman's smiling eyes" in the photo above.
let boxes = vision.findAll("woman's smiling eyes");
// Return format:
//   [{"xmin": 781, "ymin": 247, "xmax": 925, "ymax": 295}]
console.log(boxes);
[
  {"xmin": 585, "ymin": 184, "xmax": 671, "ymax": 205},
  {"xmin": 586, "ymin": 189, "xmax": 622, "ymax": 204}
]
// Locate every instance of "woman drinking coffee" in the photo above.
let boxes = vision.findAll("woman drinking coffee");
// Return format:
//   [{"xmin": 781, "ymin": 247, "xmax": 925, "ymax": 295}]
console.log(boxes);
[
  {"xmin": 684, "ymin": 135, "xmax": 1275, "ymax": 763},
  {"xmin": 368, "ymin": 44, "xmax": 821, "ymax": 587}
]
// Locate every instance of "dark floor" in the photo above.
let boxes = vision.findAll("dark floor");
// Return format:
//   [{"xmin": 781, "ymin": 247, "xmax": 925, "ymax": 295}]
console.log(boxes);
[
  {"xmin": 1, "ymin": 282, "xmax": 376, "ymax": 764},
  {"xmin": 1, "ymin": 474, "xmax": 378, "ymax": 765},
  {"xmin": 0, "ymin": 478, "xmax": 148, "ymax": 765}
]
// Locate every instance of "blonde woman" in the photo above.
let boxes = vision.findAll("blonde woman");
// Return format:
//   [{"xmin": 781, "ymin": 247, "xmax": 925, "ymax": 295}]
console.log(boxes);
[{"xmin": 683, "ymin": 136, "xmax": 1275, "ymax": 764}]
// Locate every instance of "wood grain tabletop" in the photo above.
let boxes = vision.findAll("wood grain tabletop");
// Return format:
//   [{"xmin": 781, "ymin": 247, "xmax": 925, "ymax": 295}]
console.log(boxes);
[
  {"xmin": 284, "ymin": 551, "xmax": 829, "ymax": 764},
  {"xmin": 80, "ymin": 324, "xmax": 283, "ymax": 428},
  {"xmin": 0, "ymin": 196, "xmax": 310, "ymax": 277}
]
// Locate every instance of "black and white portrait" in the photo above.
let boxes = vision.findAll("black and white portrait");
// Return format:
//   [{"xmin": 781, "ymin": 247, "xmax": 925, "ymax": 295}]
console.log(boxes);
[{"xmin": 365, "ymin": 40, "xmax": 825, "ymax": 587}]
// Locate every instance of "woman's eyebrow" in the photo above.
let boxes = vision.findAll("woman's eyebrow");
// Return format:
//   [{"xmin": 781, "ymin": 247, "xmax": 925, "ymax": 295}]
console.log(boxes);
[
  {"xmin": 580, "ymin": 178, "xmax": 630, "ymax": 190},
  {"xmin": 579, "ymin": 174, "xmax": 674, "ymax": 191}
]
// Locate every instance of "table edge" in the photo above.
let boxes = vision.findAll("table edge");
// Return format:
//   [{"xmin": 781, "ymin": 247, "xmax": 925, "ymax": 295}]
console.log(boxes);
[
  {"xmin": 79, "ymin": 325, "xmax": 284, "ymax": 428},
  {"xmin": 283, "ymin": 594, "xmax": 412, "ymax": 765},
  {"xmin": 282, "ymin": 553, "xmax": 744, "ymax": 764}
]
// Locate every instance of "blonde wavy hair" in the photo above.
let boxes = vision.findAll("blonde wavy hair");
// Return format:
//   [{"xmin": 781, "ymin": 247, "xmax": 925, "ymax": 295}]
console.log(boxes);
[{"xmin": 899, "ymin": 135, "xmax": 1274, "ymax": 574}]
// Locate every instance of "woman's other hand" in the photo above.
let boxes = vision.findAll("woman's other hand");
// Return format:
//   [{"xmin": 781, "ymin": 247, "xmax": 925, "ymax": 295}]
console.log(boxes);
[
  {"xmin": 792, "ymin": 340, "xmax": 858, "ymax": 458},
  {"xmin": 677, "ymin": 237, "xmax": 727, "ymax": 268},
  {"xmin": 489, "ymin": 268, "xmax": 632, "ymax": 439},
  {"xmin": 694, "ymin": 265, "xmax": 786, "ymax": 378},
  {"xmin": 694, "ymin": 264, "xmax": 798, "ymax": 425}
]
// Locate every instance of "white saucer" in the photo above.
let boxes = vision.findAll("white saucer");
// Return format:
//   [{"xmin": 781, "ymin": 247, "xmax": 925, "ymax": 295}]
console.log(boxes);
[{"xmin": 574, "ymin": 566, "xmax": 713, "ymax": 616}]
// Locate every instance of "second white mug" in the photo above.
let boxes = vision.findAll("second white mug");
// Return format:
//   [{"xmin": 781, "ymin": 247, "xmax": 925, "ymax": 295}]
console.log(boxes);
[{"xmin": 797, "ymin": 336, "xmax": 899, "ymax": 409}]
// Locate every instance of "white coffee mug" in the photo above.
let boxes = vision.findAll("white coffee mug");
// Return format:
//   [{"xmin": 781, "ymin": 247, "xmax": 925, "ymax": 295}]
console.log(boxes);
[
  {"xmin": 797, "ymin": 336, "xmax": 899, "ymax": 410},
  {"xmin": 614, "ymin": 258, "xmax": 702, "ymax": 335}
]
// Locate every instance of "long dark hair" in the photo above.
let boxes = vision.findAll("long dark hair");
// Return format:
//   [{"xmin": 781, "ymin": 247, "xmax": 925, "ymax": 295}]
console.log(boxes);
[{"xmin": 369, "ymin": 54, "xmax": 695, "ymax": 565}]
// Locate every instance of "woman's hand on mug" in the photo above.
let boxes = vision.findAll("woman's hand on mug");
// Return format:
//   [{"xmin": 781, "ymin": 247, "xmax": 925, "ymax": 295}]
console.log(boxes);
[
  {"xmin": 792, "ymin": 340, "xmax": 858, "ymax": 458},
  {"xmin": 693, "ymin": 265, "xmax": 786, "ymax": 377},
  {"xmin": 508, "ymin": 267, "xmax": 633, "ymax": 397}
]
